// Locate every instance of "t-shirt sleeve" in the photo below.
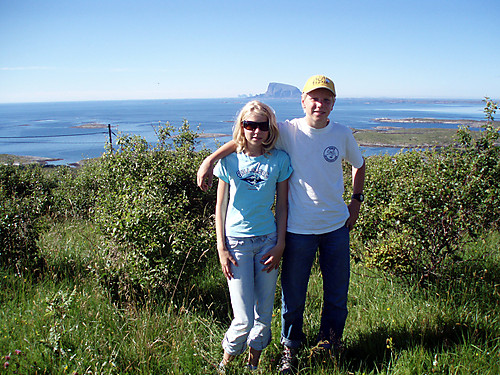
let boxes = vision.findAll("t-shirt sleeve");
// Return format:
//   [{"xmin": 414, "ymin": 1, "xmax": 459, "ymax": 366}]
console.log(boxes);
[
  {"xmin": 345, "ymin": 131, "xmax": 364, "ymax": 168},
  {"xmin": 213, "ymin": 158, "xmax": 230, "ymax": 183},
  {"xmin": 275, "ymin": 121, "xmax": 287, "ymax": 151},
  {"xmin": 277, "ymin": 151, "xmax": 293, "ymax": 182}
]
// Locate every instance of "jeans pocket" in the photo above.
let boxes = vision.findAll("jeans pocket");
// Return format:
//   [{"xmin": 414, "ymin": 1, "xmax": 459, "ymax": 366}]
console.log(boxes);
[
  {"xmin": 226, "ymin": 237, "xmax": 244, "ymax": 250},
  {"xmin": 265, "ymin": 232, "xmax": 278, "ymax": 245}
]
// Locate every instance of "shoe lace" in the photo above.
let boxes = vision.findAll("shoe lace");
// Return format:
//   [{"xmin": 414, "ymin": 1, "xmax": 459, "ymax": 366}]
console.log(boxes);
[{"xmin": 279, "ymin": 347, "xmax": 296, "ymax": 367}]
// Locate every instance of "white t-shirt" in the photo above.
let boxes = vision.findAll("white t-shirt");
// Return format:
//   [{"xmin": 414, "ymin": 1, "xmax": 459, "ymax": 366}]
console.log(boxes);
[{"xmin": 276, "ymin": 118, "xmax": 364, "ymax": 234}]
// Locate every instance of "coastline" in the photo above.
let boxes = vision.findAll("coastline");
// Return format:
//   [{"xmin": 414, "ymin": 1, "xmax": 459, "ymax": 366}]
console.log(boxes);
[
  {"xmin": 3, "ymin": 117, "xmax": 497, "ymax": 165},
  {"xmin": 374, "ymin": 117, "xmax": 485, "ymax": 126},
  {"xmin": 0, "ymin": 128, "xmax": 465, "ymax": 166},
  {"xmin": 0, "ymin": 132, "xmax": 232, "ymax": 166},
  {"xmin": 373, "ymin": 117, "xmax": 500, "ymax": 128},
  {"xmin": 360, "ymin": 118, "xmax": 499, "ymax": 149},
  {"xmin": 0, "ymin": 154, "xmax": 65, "ymax": 166},
  {"xmin": 352, "ymin": 127, "xmax": 459, "ymax": 148}
]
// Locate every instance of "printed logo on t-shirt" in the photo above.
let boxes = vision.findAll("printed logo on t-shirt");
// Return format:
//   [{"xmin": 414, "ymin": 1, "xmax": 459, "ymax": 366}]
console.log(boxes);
[
  {"xmin": 236, "ymin": 163, "xmax": 269, "ymax": 190},
  {"xmin": 323, "ymin": 146, "xmax": 339, "ymax": 162}
]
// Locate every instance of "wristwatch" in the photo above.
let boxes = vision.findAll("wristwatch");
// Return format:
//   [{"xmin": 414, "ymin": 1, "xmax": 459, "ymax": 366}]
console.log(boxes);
[{"xmin": 352, "ymin": 193, "xmax": 364, "ymax": 203}]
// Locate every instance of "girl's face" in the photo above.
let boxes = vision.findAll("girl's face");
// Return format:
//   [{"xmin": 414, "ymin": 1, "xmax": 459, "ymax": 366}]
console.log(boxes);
[{"xmin": 242, "ymin": 112, "xmax": 269, "ymax": 150}]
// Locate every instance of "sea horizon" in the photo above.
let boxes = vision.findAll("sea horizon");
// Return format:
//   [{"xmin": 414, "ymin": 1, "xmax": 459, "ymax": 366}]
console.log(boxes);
[{"xmin": 0, "ymin": 96, "xmax": 489, "ymax": 106}]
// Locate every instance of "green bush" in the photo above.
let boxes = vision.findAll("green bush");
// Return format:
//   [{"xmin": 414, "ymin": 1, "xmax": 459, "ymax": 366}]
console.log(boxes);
[
  {"xmin": 352, "ymin": 98, "xmax": 499, "ymax": 281},
  {"xmin": 87, "ymin": 121, "xmax": 217, "ymax": 300},
  {"xmin": 0, "ymin": 164, "xmax": 55, "ymax": 272},
  {"xmin": 49, "ymin": 162, "xmax": 101, "ymax": 220},
  {"xmin": 0, "ymin": 121, "xmax": 218, "ymax": 298}
]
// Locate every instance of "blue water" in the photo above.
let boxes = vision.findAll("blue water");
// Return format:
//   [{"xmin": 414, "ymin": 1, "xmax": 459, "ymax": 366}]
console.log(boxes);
[{"xmin": 0, "ymin": 98, "xmax": 486, "ymax": 165}]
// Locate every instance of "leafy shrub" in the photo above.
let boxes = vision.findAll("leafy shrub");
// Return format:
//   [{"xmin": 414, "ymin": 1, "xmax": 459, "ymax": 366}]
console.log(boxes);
[
  {"xmin": 0, "ymin": 164, "xmax": 55, "ymax": 272},
  {"xmin": 352, "ymin": 98, "xmax": 499, "ymax": 281},
  {"xmin": 49, "ymin": 162, "xmax": 101, "ymax": 220},
  {"xmin": 87, "ymin": 121, "xmax": 217, "ymax": 300}
]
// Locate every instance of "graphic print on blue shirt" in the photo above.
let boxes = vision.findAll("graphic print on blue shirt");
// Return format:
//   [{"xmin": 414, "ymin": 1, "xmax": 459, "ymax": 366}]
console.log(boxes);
[{"xmin": 236, "ymin": 162, "xmax": 269, "ymax": 190}]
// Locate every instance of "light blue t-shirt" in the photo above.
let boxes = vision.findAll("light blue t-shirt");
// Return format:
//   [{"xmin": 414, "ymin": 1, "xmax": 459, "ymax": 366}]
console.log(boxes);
[{"xmin": 214, "ymin": 149, "xmax": 293, "ymax": 237}]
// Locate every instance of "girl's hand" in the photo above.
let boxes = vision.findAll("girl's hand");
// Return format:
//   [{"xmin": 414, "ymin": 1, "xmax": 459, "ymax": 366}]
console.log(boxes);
[
  {"xmin": 260, "ymin": 244, "xmax": 285, "ymax": 273},
  {"xmin": 218, "ymin": 246, "xmax": 238, "ymax": 280}
]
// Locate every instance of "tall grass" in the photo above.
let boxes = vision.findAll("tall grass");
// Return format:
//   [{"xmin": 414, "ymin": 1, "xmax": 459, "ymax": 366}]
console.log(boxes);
[{"xmin": 1, "ymin": 221, "xmax": 499, "ymax": 374}]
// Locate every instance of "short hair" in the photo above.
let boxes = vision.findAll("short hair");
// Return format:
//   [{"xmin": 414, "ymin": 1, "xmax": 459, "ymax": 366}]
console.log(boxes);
[{"xmin": 232, "ymin": 100, "xmax": 279, "ymax": 154}]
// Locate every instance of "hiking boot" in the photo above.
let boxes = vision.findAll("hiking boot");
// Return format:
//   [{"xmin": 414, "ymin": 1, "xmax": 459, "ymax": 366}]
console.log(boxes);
[
  {"xmin": 278, "ymin": 346, "xmax": 298, "ymax": 374},
  {"xmin": 308, "ymin": 339, "xmax": 331, "ymax": 358}
]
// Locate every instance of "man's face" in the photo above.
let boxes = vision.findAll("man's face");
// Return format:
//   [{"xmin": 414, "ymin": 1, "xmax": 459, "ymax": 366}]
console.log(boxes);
[{"xmin": 302, "ymin": 88, "xmax": 335, "ymax": 127}]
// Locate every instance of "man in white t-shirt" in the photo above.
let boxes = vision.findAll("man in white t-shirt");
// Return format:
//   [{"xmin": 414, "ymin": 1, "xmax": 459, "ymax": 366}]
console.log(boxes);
[{"xmin": 197, "ymin": 75, "xmax": 366, "ymax": 374}]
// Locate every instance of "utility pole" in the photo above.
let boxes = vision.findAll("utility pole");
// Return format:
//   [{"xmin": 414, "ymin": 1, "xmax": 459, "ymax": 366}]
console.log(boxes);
[{"xmin": 108, "ymin": 124, "xmax": 113, "ymax": 152}]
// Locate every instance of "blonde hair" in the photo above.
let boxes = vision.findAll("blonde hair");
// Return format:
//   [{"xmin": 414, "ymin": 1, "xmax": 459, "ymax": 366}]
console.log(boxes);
[{"xmin": 232, "ymin": 100, "xmax": 279, "ymax": 154}]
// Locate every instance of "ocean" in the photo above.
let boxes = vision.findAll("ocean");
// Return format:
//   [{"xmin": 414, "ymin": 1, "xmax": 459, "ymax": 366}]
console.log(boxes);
[{"xmin": 0, "ymin": 98, "xmax": 487, "ymax": 165}]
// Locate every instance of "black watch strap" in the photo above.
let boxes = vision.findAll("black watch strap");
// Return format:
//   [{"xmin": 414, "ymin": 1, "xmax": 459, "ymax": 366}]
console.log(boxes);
[{"xmin": 352, "ymin": 193, "xmax": 364, "ymax": 202}]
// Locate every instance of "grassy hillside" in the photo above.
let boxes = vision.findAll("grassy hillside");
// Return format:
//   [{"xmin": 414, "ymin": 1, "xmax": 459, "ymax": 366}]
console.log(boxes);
[{"xmin": 1, "ymin": 221, "xmax": 498, "ymax": 374}]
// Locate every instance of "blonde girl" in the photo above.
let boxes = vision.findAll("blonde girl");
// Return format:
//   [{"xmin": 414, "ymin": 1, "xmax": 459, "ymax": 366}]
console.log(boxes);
[{"xmin": 214, "ymin": 100, "xmax": 292, "ymax": 371}]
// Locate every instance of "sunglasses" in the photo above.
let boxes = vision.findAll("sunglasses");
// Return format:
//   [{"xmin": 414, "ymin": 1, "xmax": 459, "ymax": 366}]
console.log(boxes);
[{"xmin": 242, "ymin": 120, "xmax": 270, "ymax": 132}]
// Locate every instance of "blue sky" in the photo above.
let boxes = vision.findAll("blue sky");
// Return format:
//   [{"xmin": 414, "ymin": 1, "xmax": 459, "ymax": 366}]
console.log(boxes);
[{"xmin": 1, "ymin": 0, "xmax": 499, "ymax": 103}]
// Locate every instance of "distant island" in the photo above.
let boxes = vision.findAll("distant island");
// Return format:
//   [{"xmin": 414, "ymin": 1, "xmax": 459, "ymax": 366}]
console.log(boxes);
[
  {"xmin": 72, "ymin": 123, "xmax": 108, "ymax": 129},
  {"xmin": 240, "ymin": 82, "xmax": 301, "ymax": 99},
  {"xmin": 0, "ymin": 154, "xmax": 63, "ymax": 166},
  {"xmin": 374, "ymin": 118, "xmax": 500, "ymax": 129},
  {"xmin": 374, "ymin": 118, "xmax": 486, "ymax": 127}
]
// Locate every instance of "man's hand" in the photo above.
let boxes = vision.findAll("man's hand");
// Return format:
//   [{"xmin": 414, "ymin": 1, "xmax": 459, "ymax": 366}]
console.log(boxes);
[
  {"xmin": 197, "ymin": 141, "xmax": 238, "ymax": 191},
  {"xmin": 260, "ymin": 244, "xmax": 285, "ymax": 273},
  {"xmin": 347, "ymin": 160, "xmax": 365, "ymax": 230},
  {"xmin": 197, "ymin": 158, "xmax": 214, "ymax": 192},
  {"xmin": 345, "ymin": 200, "xmax": 362, "ymax": 230}
]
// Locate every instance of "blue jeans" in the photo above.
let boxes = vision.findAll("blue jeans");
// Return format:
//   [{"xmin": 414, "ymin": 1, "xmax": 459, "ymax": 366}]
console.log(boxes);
[
  {"xmin": 222, "ymin": 233, "xmax": 279, "ymax": 355},
  {"xmin": 280, "ymin": 226, "xmax": 350, "ymax": 349}
]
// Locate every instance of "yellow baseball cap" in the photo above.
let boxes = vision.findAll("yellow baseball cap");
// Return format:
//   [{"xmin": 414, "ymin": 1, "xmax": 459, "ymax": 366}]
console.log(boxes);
[{"xmin": 302, "ymin": 75, "xmax": 336, "ymax": 96}]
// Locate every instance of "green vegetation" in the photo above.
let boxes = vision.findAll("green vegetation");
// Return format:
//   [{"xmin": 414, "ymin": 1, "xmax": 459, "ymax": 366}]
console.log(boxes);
[
  {"xmin": 353, "ymin": 119, "xmax": 500, "ymax": 149},
  {"xmin": 1, "ymin": 223, "xmax": 498, "ymax": 374},
  {"xmin": 1, "ymin": 101, "xmax": 499, "ymax": 374},
  {"xmin": 351, "ymin": 98, "xmax": 499, "ymax": 282},
  {"xmin": 354, "ymin": 127, "xmax": 464, "ymax": 148}
]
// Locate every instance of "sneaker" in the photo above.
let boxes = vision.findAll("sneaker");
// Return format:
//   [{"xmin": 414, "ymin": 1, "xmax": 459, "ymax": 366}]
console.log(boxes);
[
  {"xmin": 217, "ymin": 360, "xmax": 225, "ymax": 374},
  {"xmin": 331, "ymin": 342, "xmax": 345, "ymax": 360},
  {"xmin": 278, "ymin": 346, "xmax": 298, "ymax": 374},
  {"xmin": 245, "ymin": 363, "xmax": 258, "ymax": 371}
]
